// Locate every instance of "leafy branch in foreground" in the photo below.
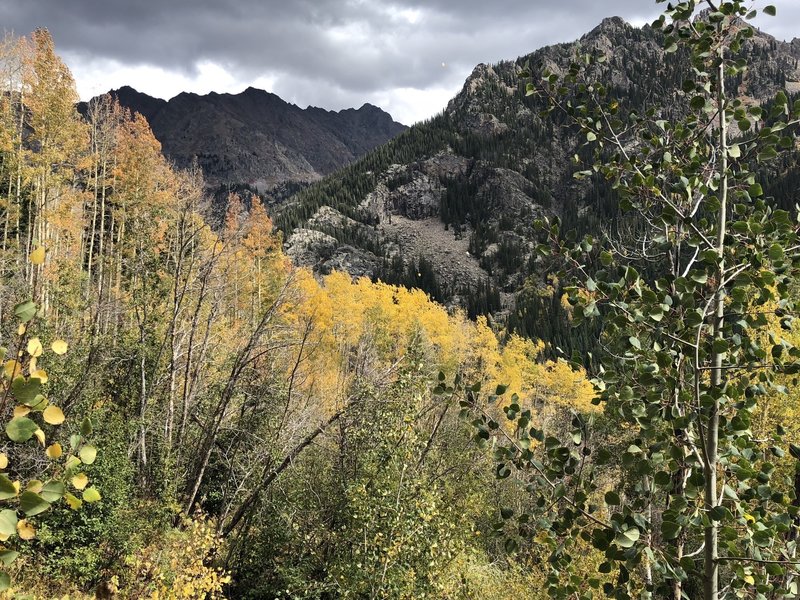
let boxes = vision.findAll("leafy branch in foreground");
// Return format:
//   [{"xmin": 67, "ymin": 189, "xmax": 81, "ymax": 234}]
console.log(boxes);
[
  {"xmin": 471, "ymin": 2, "xmax": 800, "ymax": 598},
  {"xmin": 0, "ymin": 247, "xmax": 99, "ymax": 590}
]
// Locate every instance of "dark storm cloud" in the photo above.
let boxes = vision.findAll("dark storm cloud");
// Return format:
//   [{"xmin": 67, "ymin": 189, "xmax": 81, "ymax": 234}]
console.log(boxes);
[
  {"xmin": 0, "ymin": 1, "xmax": 644, "ymax": 96},
  {"xmin": 0, "ymin": 0, "xmax": 796, "ymax": 121}
]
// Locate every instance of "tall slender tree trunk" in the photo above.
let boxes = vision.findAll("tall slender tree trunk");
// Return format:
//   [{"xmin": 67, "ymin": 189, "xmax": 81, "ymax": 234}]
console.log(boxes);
[{"xmin": 704, "ymin": 44, "xmax": 728, "ymax": 600}]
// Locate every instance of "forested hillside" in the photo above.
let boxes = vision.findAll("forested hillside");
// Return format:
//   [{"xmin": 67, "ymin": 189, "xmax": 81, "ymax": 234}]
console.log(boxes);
[
  {"xmin": 278, "ymin": 14, "xmax": 800, "ymax": 360},
  {"xmin": 0, "ymin": 29, "xmax": 598, "ymax": 598}
]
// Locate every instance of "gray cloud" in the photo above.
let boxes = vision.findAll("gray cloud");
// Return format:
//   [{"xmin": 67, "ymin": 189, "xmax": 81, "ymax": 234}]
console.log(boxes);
[{"xmin": 0, "ymin": 0, "xmax": 796, "ymax": 123}]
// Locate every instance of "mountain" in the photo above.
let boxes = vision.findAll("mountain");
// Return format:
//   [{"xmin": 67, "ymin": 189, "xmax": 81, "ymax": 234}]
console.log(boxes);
[
  {"xmin": 82, "ymin": 85, "xmax": 407, "ymax": 190},
  {"xmin": 277, "ymin": 16, "xmax": 800, "ymax": 347}
]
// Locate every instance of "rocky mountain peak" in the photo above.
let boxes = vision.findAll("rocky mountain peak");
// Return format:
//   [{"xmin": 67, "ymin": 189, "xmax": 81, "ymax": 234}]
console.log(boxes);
[
  {"xmin": 86, "ymin": 86, "xmax": 407, "ymax": 190},
  {"xmin": 587, "ymin": 15, "xmax": 630, "ymax": 36}
]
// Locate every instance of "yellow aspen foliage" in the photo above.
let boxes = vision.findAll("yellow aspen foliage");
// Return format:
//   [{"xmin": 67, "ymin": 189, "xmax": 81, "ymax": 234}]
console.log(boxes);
[
  {"xmin": 125, "ymin": 515, "xmax": 229, "ymax": 600},
  {"xmin": 530, "ymin": 359, "xmax": 597, "ymax": 413}
]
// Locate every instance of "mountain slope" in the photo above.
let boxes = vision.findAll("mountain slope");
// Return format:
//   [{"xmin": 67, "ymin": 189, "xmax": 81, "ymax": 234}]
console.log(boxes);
[
  {"xmin": 278, "ymin": 17, "xmax": 800, "ymax": 335},
  {"xmin": 84, "ymin": 85, "xmax": 407, "ymax": 189}
]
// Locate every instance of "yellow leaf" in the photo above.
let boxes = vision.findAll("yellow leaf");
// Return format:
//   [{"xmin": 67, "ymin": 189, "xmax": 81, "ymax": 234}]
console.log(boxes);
[
  {"xmin": 33, "ymin": 428, "xmax": 45, "ymax": 446},
  {"xmin": 17, "ymin": 324, "xmax": 25, "ymax": 336},
  {"xmin": 31, "ymin": 369, "xmax": 48, "ymax": 384},
  {"xmin": 25, "ymin": 480, "xmax": 42, "ymax": 493},
  {"xmin": 51, "ymin": 340, "xmax": 68, "ymax": 355},
  {"xmin": 28, "ymin": 356, "xmax": 37, "ymax": 374},
  {"xmin": 26, "ymin": 338, "xmax": 43, "ymax": 358},
  {"xmin": 64, "ymin": 493, "xmax": 82, "ymax": 510},
  {"xmin": 71, "ymin": 473, "xmax": 88, "ymax": 490},
  {"xmin": 0, "ymin": 454, "xmax": 8, "ymax": 470},
  {"xmin": 12, "ymin": 482, "xmax": 19, "ymax": 494},
  {"xmin": 744, "ymin": 575, "xmax": 755, "ymax": 585},
  {"xmin": 82, "ymin": 487, "xmax": 101, "ymax": 503},
  {"xmin": 3, "ymin": 360, "xmax": 20, "ymax": 379},
  {"xmin": 17, "ymin": 519, "xmax": 35, "ymax": 540},
  {"xmin": 30, "ymin": 247, "xmax": 45, "ymax": 265},
  {"xmin": 46, "ymin": 443, "xmax": 62, "ymax": 459},
  {"xmin": 13, "ymin": 406, "xmax": 30, "ymax": 418},
  {"xmin": 43, "ymin": 405, "xmax": 65, "ymax": 425}
]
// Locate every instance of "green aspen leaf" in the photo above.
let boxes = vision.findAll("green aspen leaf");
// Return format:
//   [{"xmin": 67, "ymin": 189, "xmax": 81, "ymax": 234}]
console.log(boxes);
[
  {"xmin": 728, "ymin": 144, "xmax": 741, "ymax": 158},
  {"xmin": 82, "ymin": 487, "xmax": 101, "ymax": 503},
  {"xmin": 723, "ymin": 484, "xmax": 739, "ymax": 500},
  {"xmin": 600, "ymin": 251, "xmax": 613, "ymax": 266},
  {"xmin": 596, "ymin": 448, "xmax": 612, "ymax": 465},
  {"xmin": 6, "ymin": 417, "xmax": 38, "ymax": 443},
  {"xmin": 709, "ymin": 506, "xmax": 730, "ymax": 521},
  {"xmin": 500, "ymin": 507, "xmax": 514, "ymax": 519},
  {"xmin": 13, "ymin": 301, "xmax": 36, "ymax": 323},
  {"xmin": 764, "ymin": 6, "xmax": 777, "ymax": 17},
  {"xmin": 712, "ymin": 339, "xmax": 729, "ymax": 353},
  {"xmin": 19, "ymin": 491, "xmax": 50, "ymax": 517},
  {"xmin": 28, "ymin": 395, "xmax": 47, "ymax": 411},
  {"xmin": 11, "ymin": 377, "xmax": 41, "ymax": 405},
  {"xmin": 0, "ymin": 475, "xmax": 16, "ymax": 501},
  {"xmin": 662, "ymin": 520, "xmax": 681, "ymax": 540},
  {"xmin": 0, "ymin": 572, "xmax": 9, "ymax": 591},
  {"xmin": 629, "ymin": 337, "xmax": 641, "ymax": 350},
  {"xmin": 753, "ymin": 530, "xmax": 772, "ymax": 547},
  {"xmin": 40, "ymin": 480, "xmax": 65, "ymax": 503},
  {"xmin": 65, "ymin": 456, "xmax": 81, "ymax": 474},
  {"xmin": 615, "ymin": 527, "xmax": 640, "ymax": 548},
  {"xmin": 586, "ymin": 131, "xmax": 597, "ymax": 142},
  {"xmin": 605, "ymin": 491, "xmax": 621, "ymax": 505},
  {"xmin": 654, "ymin": 471, "xmax": 671, "ymax": 486},
  {"xmin": 690, "ymin": 96, "xmax": 706, "ymax": 111},
  {"xmin": 759, "ymin": 148, "xmax": 778, "ymax": 162},
  {"xmin": 749, "ymin": 183, "xmax": 764, "ymax": 197},
  {"xmin": 0, "ymin": 511, "xmax": 17, "ymax": 536},
  {"xmin": 0, "ymin": 551, "xmax": 18, "ymax": 567},
  {"xmin": 79, "ymin": 445, "xmax": 97, "ymax": 465},
  {"xmin": 769, "ymin": 244, "xmax": 785, "ymax": 261}
]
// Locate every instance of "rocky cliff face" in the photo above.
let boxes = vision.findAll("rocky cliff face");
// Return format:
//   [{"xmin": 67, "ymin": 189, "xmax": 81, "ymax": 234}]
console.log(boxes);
[
  {"xmin": 84, "ymin": 86, "xmax": 407, "ymax": 190},
  {"xmin": 279, "ymin": 16, "xmax": 800, "ymax": 321}
]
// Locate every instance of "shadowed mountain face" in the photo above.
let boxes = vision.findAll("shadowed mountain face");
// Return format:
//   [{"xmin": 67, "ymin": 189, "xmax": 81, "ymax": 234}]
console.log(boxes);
[{"xmin": 87, "ymin": 85, "xmax": 407, "ymax": 189}]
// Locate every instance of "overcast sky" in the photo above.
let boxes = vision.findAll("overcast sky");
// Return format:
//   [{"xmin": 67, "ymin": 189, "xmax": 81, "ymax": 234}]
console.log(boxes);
[{"xmin": 1, "ymin": 1, "xmax": 797, "ymax": 125}]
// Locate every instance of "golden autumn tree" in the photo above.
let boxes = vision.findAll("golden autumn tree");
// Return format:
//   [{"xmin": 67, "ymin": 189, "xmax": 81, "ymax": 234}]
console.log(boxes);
[{"xmin": 24, "ymin": 29, "xmax": 87, "ymax": 315}]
